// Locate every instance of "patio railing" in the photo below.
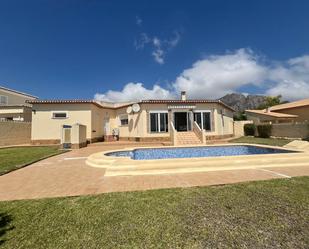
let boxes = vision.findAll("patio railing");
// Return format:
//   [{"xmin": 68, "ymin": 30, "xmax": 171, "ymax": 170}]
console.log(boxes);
[
  {"xmin": 170, "ymin": 122, "xmax": 178, "ymax": 145},
  {"xmin": 193, "ymin": 121, "xmax": 206, "ymax": 144}
]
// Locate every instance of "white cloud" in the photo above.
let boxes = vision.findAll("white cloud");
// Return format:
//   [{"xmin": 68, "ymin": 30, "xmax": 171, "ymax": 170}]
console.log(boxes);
[
  {"xmin": 152, "ymin": 48, "xmax": 164, "ymax": 64},
  {"xmin": 134, "ymin": 33, "xmax": 150, "ymax": 50},
  {"xmin": 173, "ymin": 49, "xmax": 267, "ymax": 99},
  {"xmin": 94, "ymin": 82, "xmax": 174, "ymax": 102},
  {"xmin": 153, "ymin": 37, "xmax": 161, "ymax": 47},
  {"xmin": 136, "ymin": 16, "xmax": 142, "ymax": 26},
  {"xmin": 168, "ymin": 31, "xmax": 181, "ymax": 47},
  {"xmin": 95, "ymin": 49, "xmax": 309, "ymax": 102},
  {"xmin": 152, "ymin": 37, "xmax": 164, "ymax": 64},
  {"xmin": 134, "ymin": 30, "xmax": 181, "ymax": 64},
  {"xmin": 266, "ymin": 55, "xmax": 309, "ymax": 100},
  {"xmin": 266, "ymin": 80, "xmax": 309, "ymax": 100}
]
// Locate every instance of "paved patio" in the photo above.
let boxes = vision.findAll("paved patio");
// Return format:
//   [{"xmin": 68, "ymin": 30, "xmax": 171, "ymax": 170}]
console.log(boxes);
[{"xmin": 0, "ymin": 142, "xmax": 309, "ymax": 201}]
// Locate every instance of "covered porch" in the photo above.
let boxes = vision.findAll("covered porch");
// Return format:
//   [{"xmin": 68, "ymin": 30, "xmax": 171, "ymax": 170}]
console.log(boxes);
[
  {"xmin": 167, "ymin": 105, "xmax": 214, "ymax": 145},
  {"xmin": 167, "ymin": 105, "xmax": 213, "ymax": 132}
]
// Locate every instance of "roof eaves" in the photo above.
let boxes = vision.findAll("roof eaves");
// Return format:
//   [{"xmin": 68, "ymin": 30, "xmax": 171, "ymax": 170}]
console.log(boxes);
[
  {"xmin": 26, "ymin": 99, "xmax": 106, "ymax": 108},
  {"xmin": 245, "ymin": 109, "xmax": 298, "ymax": 118},
  {"xmin": 269, "ymin": 99, "xmax": 309, "ymax": 111},
  {"xmin": 140, "ymin": 99, "xmax": 235, "ymax": 112},
  {"xmin": 0, "ymin": 86, "xmax": 38, "ymax": 99},
  {"xmin": 0, "ymin": 104, "xmax": 32, "ymax": 108}
]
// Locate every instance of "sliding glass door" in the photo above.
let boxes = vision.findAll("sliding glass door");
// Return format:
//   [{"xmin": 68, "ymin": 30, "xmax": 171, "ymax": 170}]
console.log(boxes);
[
  {"xmin": 193, "ymin": 111, "xmax": 211, "ymax": 131},
  {"xmin": 150, "ymin": 112, "xmax": 168, "ymax": 133}
]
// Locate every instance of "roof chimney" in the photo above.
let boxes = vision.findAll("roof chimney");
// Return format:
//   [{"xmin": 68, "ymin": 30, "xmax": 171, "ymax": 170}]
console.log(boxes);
[{"xmin": 181, "ymin": 91, "xmax": 187, "ymax": 101}]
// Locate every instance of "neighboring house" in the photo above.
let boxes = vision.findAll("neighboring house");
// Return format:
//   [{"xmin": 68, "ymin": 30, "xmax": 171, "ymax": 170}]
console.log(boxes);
[
  {"xmin": 246, "ymin": 98, "xmax": 309, "ymax": 124},
  {"xmin": 28, "ymin": 91, "xmax": 235, "ymax": 145},
  {"xmin": 0, "ymin": 86, "xmax": 38, "ymax": 122}
]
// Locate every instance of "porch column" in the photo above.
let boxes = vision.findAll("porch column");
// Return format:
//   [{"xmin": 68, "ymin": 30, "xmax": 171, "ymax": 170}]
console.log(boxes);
[
  {"xmin": 188, "ymin": 110, "xmax": 194, "ymax": 131},
  {"xmin": 168, "ymin": 109, "xmax": 173, "ymax": 132}
]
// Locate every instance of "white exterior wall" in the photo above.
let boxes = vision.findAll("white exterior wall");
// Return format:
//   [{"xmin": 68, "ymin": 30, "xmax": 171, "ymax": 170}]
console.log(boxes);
[
  {"xmin": 31, "ymin": 102, "xmax": 234, "ymax": 142},
  {"xmin": 109, "ymin": 103, "xmax": 234, "ymax": 138}
]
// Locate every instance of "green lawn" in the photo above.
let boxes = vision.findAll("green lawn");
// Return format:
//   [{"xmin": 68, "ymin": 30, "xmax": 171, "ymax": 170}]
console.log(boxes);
[
  {"xmin": 0, "ymin": 177, "xmax": 308, "ymax": 248},
  {"xmin": 0, "ymin": 146, "xmax": 64, "ymax": 175},
  {"xmin": 230, "ymin": 136, "xmax": 293, "ymax": 147}
]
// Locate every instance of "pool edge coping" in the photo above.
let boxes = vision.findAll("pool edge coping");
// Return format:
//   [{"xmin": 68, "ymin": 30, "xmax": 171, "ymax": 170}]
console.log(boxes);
[{"xmin": 86, "ymin": 143, "xmax": 306, "ymax": 169}]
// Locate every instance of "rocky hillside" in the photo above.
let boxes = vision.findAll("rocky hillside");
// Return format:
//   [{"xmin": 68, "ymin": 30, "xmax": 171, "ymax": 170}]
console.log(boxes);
[{"xmin": 219, "ymin": 93, "xmax": 267, "ymax": 112}]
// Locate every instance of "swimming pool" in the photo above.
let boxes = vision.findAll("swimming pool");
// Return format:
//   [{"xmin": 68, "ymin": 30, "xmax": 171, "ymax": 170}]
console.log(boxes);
[{"xmin": 105, "ymin": 145, "xmax": 294, "ymax": 160}]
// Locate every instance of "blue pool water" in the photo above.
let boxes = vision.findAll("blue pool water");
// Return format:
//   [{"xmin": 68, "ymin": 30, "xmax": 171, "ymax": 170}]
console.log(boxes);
[{"xmin": 105, "ymin": 145, "xmax": 295, "ymax": 160}]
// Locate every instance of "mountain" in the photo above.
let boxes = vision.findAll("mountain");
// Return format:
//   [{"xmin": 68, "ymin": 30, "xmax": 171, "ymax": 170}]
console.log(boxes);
[{"xmin": 219, "ymin": 93, "xmax": 267, "ymax": 112}]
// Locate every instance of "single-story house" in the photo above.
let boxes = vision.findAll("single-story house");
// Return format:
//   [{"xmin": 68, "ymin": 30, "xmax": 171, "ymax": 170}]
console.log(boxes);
[
  {"xmin": 28, "ymin": 91, "xmax": 235, "ymax": 146},
  {"xmin": 0, "ymin": 86, "xmax": 38, "ymax": 122},
  {"xmin": 246, "ymin": 98, "xmax": 309, "ymax": 124}
]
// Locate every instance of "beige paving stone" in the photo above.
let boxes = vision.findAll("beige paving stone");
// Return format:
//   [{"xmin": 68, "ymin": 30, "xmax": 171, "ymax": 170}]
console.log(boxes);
[{"xmin": 0, "ymin": 141, "xmax": 308, "ymax": 201}]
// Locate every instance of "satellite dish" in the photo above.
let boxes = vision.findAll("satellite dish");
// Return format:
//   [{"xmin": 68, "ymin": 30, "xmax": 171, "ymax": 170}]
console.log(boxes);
[
  {"xmin": 126, "ymin": 106, "xmax": 132, "ymax": 114},
  {"xmin": 132, "ymin": 103, "xmax": 141, "ymax": 113}
]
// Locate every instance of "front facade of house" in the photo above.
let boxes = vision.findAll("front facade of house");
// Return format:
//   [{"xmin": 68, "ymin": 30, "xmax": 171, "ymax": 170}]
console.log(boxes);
[
  {"xmin": 29, "ymin": 92, "xmax": 234, "ymax": 145},
  {"xmin": 0, "ymin": 86, "xmax": 37, "ymax": 122}
]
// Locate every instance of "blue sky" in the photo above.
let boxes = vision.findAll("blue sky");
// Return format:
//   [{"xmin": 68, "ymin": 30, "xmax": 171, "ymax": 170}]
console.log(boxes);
[{"xmin": 0, "ymin": 0, "xmax": 308, "ymax": 101}]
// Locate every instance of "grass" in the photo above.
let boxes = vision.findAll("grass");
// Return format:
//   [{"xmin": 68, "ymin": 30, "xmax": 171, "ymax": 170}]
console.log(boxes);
[
  {"xmin": 230, "ymin": 136, "xmax": 293, "ymax": 147},
  {"xmin": 0, "ymin": 177, "xmax": 308, "ymax": 248},
  {"xmin": 0, "ymin": 146, "xmax": 65, "ymax": 175}
]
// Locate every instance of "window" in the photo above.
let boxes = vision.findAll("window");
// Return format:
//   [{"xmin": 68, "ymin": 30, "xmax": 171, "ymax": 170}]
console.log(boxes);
[
  {"xmin": 119, "ymin": 114, "xmax": 129, "ymax": 126},
  {"xmin": 52, "ymin": 112, "xmax": 68, "ymax": 119},
  {"xmin": 194, "ymin": 111, "xmax": 211, "ymax": 131},
  {"xmin": 0, "ymin": 95, "xmax": 8, "ymax": 105},
  {"xmin": 150, "ymin": 112, "xmax": 168, "ymax": 133}
]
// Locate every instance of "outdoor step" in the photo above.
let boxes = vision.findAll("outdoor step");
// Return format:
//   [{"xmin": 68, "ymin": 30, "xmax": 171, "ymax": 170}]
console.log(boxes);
[
  {"xmin": 105, "ymin": 152, "xmax": 309, "ymax": 169},
  {"xmin": 105, "ymin": 161, "xmax": 309, "ymax": 176},
  {"xmin": 109, "ymin": 155, "xmax": 309, "ymax": 170},
  {"xmin": 178, "ymin": 141, "xmax": 202, "ymax": 143},
  {"xmin": 178, "ymin": 139, "xmax": 201, "ymax": 142},
  {"xmin": 178, "ymin": 140, "xmax": 201, "ymax": 142},
  {"xmin": 105, "ymin": 153, "xmax": 309, "ymax": 175},
  {"xmin": 176, "ymin": 131, "xmax": 203, "ymax": 145},
  {"xmin": 178, "ymin": 137, "xmax": 201, "ymax": 139}
]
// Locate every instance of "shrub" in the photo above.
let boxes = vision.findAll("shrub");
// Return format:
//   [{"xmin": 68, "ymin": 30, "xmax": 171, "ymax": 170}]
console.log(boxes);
[
  {"xmin": 257, "ymin": 124, "xmax": 272, "ymax": 138},
  {"xmin": 233, "ymin": 112, "xmax": 247, "ymax": 121},
  {"xmin": 244, "ymin": 123, "xmax": 255, "ymax": 136}
]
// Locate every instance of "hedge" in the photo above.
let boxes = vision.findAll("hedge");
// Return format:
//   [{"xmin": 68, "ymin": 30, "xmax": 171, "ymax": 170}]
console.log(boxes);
[
  {"xmin": 257, "ymin": 124, "xmax": 272, "ymax": 138},
  {"xmin": 244, "ymin": 124, "xmax": 256, "ymax": 136}
]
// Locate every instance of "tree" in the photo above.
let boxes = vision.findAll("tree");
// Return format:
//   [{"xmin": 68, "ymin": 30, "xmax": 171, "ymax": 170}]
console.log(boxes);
[
  {"xmin": 257, "ymin": 95, "xmax": 285, "ymax": 110},
  {"xmin": 233, "ymin": 111, "xmax": 247, "ymax": 121}
]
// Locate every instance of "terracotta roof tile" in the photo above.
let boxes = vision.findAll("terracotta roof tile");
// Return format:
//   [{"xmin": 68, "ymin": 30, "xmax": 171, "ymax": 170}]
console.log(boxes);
[
  {"xmin": 27, "ymin": 99, "xmax": 235, "ymax": 111},
  {"xmin": 27, "ymin": 99, "xmax": 105, "ymax": 108},
  {"xmin": 141, "ymin": 99, "xmax": 235, "ymax": 111},
  {"xmin": 245, "ymin": 109, "xmax": 298, "ymax": 118},
  {"xmin": 269, "ymin": 98, "xmax": 309, "ymax": 111}
]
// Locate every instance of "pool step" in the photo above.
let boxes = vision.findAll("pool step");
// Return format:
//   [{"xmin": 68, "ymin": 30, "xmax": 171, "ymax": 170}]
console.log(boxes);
[
  {"xmin": 105, "ymin": 161, "xmax": 309, "ymax": 176},
  {"xmin": 104, "ymin": 152, "xmax": 309, "ymax": 176},
  {"xmin": 176, "ymin": 132, "xmax": 202, "ymax": 145}
]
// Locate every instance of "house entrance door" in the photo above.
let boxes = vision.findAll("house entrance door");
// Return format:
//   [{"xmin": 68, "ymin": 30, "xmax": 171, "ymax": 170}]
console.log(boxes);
[{"xmin": 174, "ymin": 112, "xmax": 188, "ymax": 131}]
